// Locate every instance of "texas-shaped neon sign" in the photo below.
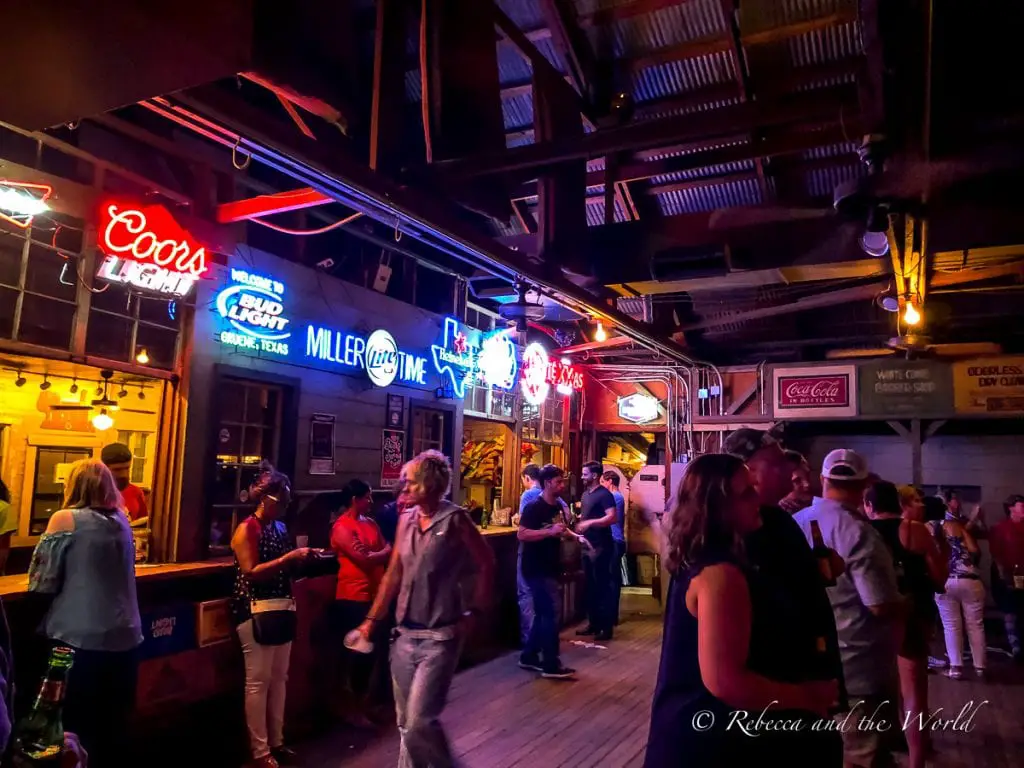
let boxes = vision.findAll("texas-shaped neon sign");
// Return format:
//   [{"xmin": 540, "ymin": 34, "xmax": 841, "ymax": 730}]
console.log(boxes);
[{"xmin": 431, "ymin": 317, "xmax": 518, "ymax": 398}]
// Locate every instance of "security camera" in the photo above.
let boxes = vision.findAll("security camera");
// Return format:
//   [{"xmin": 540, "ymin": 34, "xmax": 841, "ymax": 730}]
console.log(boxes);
[{"xmin": 316, "ymin": 258, "xmax": 335, "ymax": 270}]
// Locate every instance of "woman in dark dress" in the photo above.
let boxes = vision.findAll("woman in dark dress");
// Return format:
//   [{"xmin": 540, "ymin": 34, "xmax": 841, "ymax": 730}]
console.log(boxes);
[
  {"xmin": 644, "ymin": 454, "xmax": 837, "ymax": 768},
  {"xmin": 863, "ymin": 482, "xmax": 947, "ymax": 768}
]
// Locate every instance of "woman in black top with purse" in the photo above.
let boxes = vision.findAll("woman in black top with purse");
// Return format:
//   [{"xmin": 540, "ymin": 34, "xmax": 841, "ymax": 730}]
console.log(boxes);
[{"xmin": 231, "ymin": 465, "xmax": 314, "ymax": 768}]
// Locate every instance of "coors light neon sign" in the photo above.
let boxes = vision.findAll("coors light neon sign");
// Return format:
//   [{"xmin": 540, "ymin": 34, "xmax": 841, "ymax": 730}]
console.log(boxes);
[{"xmin": 97, "ymin": 202, "xmax": 209, "ymax": 278}]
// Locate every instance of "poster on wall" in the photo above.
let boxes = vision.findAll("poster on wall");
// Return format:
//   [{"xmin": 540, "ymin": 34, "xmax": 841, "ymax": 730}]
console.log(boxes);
[
  {"xmin": 772, "ymin": 365, "xmax": 857, "ymax": 419},
  {"xmin": 387, "ymin": 395, "xmax": 405, "ymax": 428},
  {"xmin": 309, "ymin": 413, "xmax": 336, "ymax": 475},
  {"xmin": 953, "ymin": 357, "xmax": 1024, "ymax": 415},
  {"xmin": 381, "ymin": 429, "xmax": 405, "ymax": 489},
  {"xmin": 858, "ymin": 360, "xmax": 954, "ymax": 417}
]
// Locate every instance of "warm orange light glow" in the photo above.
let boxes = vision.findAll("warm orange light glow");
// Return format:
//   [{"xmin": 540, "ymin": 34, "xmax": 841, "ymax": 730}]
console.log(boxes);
[
  {"xmin": 595, "ymin": 321, "xmax": 607, "ymax": 342},
  {"xmin": 135, "ymin": 348, "xmax": 150, "ymax": 365},
  {"xmin": 903, "ymin": 302, "xmax": 921, "ymax": 326},
  {"xmin": 0, "ymin": 181, "xmax": 52, "ymax": 229}
]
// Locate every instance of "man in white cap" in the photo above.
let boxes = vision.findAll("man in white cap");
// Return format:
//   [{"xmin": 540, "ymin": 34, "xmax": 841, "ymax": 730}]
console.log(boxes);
[{"xmin": 794, "ymin": 449, "xmax": 904, "ymax": 768}]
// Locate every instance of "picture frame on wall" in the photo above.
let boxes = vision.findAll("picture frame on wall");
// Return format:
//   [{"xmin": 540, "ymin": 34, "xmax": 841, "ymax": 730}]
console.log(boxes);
[
  {"xmin": 387, "ymin": 395, "xmax": 405, "ymax": 428},
  {"xmin": 309, "ymin": 413, "xmax": 336, "ymax": 475}
]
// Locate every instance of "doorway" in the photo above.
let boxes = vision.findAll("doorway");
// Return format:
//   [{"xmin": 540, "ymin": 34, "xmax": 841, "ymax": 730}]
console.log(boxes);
[{"xmin": 409, "ymin": 404, "xmax": 453, "ymax": 459}]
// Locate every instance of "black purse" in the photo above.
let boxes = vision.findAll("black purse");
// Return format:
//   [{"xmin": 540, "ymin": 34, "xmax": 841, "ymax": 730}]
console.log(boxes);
[{"xmin": 250, "ymin": 596, "xmax": 297, "ymax": 645}]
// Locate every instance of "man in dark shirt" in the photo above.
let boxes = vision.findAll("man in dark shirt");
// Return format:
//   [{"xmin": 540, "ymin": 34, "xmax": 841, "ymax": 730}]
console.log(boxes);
[
  {"xmin": 724, "ymin": 428, "xmax": 845, "ymax": 766},
  {"xmin": 518, "ymin": 464, "xmax": 575, "ymax": 679},
  {"xmin": 576, "ymin": 461, "xmax": 618, "ymax": 641}
]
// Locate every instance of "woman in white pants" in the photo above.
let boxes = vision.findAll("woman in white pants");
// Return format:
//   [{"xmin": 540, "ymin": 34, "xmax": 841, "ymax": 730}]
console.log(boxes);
[
  {"xmin": 231, "ymin": 466, "xmax": 313, "ymax": 768},
  {"xmin": 931, "ymin": 510, "xmax": 986, "ymax": 679}
]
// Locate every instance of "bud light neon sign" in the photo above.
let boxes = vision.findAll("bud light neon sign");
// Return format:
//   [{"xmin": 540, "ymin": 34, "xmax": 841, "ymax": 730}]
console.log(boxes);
[{"xmin": 215, "ymin": 270, "xmax": 291, "ymax": 356}]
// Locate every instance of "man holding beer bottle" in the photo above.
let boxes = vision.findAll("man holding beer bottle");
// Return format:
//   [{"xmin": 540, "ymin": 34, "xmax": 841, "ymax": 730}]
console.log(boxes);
[{"xmin": 794, "ymin": 449, "xmax": 904, "ymax": 768}]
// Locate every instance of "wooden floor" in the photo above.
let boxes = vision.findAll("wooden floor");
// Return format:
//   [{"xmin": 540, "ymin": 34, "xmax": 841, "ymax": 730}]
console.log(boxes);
[{"xmin": 298, "ymin": 612, "xmax": 1024, "ymax": 768}]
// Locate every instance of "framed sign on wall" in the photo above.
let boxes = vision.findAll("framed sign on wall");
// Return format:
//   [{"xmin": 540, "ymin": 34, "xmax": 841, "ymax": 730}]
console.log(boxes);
[
  {"xmin": 772, "ymin": 365, "xmax": 857, "ymax": 419},
  {"xmin": 308, "ymin": 413, "xmax": 336, "ymax": 475}
]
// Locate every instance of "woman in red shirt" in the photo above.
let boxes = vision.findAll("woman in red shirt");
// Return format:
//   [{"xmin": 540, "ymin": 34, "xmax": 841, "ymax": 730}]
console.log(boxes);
[{"xmin": 331, "ymin": 478, "xmax": 391, "ymax": 726}]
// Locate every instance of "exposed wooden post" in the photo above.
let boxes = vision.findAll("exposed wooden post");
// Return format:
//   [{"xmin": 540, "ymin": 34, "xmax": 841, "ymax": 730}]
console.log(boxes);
[{"xmin": 371, "ymin": 0, "xmax": 410, "ymax": 173}]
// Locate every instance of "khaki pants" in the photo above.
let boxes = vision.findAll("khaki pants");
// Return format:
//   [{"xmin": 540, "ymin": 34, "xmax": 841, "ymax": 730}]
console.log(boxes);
[{"xmin": 835, "ymin": 694, "xmax": 902, "ymax": 768}]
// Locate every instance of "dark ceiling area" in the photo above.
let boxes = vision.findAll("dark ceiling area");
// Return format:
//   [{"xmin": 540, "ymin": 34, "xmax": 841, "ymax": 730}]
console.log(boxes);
[{"xmin": 3, "ymin": 0, "xmax": 1023, "ymax": 365}]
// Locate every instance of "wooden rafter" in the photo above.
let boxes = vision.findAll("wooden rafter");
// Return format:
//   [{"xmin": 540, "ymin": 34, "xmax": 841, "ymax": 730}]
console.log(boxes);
[{"xmin": 536, "ymin": 0, "xmax": 598, "ymax": 101}]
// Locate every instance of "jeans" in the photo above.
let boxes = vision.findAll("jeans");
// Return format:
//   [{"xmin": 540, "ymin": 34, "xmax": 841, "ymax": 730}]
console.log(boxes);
[
  {"xmin": 516, "ymin": 550, "xmax": 533, "ymax": 646},
  {"xmin": 584, "ymin": 546, "xmax": 614, "ymax": 634},
  {"xmin": 62, "ymin": 645, "xmax": 138, "ymax": 768},
  {"xmin": 993, "ymin": 575, "xmax": 1024, "ymax": 654},
  {"xmin": 238, "ymin": 619, "xmax": 292, "ymax": 759},
  {"xmin": 611, "ymin": 540, "xmax": 626, "ymax": 626},
  {"xmin": 934, "ymin": 577, "xmax": 987, "ymax": 669},
  {"xmin": 523, "ymin": 577, "xmax": 560, "ymax": 669},
  {"xmin": 392, "ymin": 630, "xmax": 463, "ymax": 768}
]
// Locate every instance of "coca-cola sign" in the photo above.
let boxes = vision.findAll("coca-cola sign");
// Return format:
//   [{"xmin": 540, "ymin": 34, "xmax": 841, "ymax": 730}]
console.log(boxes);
[
  {"xmin": 772, "ymin": 365, "xmax": 857, "ymax": 418},
  {"xmin": 779, "ymin": 376, "xmax": 848, "ymax": 407}
]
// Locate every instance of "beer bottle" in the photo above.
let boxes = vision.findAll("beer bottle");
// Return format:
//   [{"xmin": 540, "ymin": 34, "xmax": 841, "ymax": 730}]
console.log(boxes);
[
  {"xmin": 11, "ymin": 647, "xmax": 74, "ymax": 766},
  {"xmin": 810, "ymin": 520, "xmax": 837, "ymax": 587}
]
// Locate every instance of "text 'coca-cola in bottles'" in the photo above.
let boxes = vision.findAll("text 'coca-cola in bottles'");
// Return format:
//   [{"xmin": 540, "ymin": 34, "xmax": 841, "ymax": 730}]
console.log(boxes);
[{"xmin": 777, "ymin": 375, "xmax": 850, "ymax": 408}]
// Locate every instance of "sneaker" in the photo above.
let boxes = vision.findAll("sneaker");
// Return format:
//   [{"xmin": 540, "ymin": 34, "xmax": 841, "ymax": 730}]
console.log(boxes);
[
  {"xmin": 975, "ymin": 668, "xmax": 987, "ymax": 680},
  {"xmin": 948, "ymin": 666, "xmax": 963, "ymax": 680},
  {"xmin": 541, "ymin": 665, "xmax": 576, "ymax": 679},
  {"xmin": 575, "ymin": 626, "xmax": 597, "ymax": 636},
  {"xmin": 594, "ymin": 630, "xmax": 613, "ymax": 642},
  {"xmin": 518, "ymin": 656, "xmax": 543, "ymax": 672},
  {"xmin": 271, "ymin": 746, "xmax": 298, "ymax": 765}
]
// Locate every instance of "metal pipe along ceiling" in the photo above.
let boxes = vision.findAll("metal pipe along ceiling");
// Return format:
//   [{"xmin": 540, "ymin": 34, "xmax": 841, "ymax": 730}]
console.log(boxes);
[
  {"xmin": 585, "ymin": 365, "xmax": 695, "ymax": 460},
  {"xmin": 137, "ymin": 98, "xmax": 693, "ymax": 365}
]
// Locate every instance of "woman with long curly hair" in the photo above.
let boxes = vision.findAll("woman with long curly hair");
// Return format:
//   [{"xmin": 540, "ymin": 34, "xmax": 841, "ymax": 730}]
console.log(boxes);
[{"xmin": 644, "ymin": 454, "xmax": 837, "ymax": 768}]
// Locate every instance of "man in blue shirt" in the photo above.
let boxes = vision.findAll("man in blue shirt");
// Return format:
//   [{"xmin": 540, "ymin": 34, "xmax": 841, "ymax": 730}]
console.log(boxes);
[{"xmin": 601, "ymin": 471, "xmax": 627, "ymax": 627}]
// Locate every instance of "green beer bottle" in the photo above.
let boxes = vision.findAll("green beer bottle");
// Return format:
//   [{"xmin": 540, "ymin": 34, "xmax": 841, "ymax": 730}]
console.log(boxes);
[{"xmin": 12, "ymin": 647, "xmax": 75, "ymax": 766}]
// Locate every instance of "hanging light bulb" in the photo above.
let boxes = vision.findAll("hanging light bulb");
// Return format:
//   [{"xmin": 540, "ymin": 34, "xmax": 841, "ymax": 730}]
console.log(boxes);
[
  {"xmin": 92, "ymin": 408, "xmax": 114, "ymax": 431},
  {"xmin": 903, "ymin": 301, "xmax": 921, "ymax": 326},
  {"xmin": 594, "ymin": 320, "xmax": 607, "ymax": 342},
  {"xmin": 39, "ymin": 374, "xmax": 51, "ymax": 391},
  {"xmin": 135, "ymin": 347, "xmax": 150, "ymax": 365}
]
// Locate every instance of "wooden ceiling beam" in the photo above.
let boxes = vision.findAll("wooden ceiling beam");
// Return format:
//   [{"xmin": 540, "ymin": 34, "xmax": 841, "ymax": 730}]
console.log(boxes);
[
  {"xmin": 509, "ymin": 122, "xmax": 856, "ymax": 200},
  {"xmin": 440, "ymin": 84, "xmax": 858, "ymax": 179},
  {"xmin": 536, "ymin": 0, "xmax": 599, "ymax": 102}
]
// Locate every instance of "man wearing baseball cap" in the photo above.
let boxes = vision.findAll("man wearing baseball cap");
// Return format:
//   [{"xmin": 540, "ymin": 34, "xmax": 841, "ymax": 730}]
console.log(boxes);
[
  {"xmin": 722, "ymin": 428, "xmax": 844, "ymax": 767},
  {"xmin": 794, "ymin": 449, "xmax": 903, "ymax": 768}
]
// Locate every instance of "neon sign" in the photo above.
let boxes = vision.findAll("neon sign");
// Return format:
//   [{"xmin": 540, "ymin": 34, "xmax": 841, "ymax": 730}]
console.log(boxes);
[
  {"xmin": 0, "ymin": 181, "xmax": 51, "ymax": 229},
  {"xmin": 618, "ymin": 393, "xmax": 660, "ymax": 424},
  {"xmin": 431, "ymin": 317, "xmax": 518, "ymax": 398},
  {"xmin": 215, "ymin": 270, "xmax": 291, "ymax": 356},
  {"xmin": 306, "ymin": 326, "xmax": 427, "ymax": 387},
  {"xmin": 96, "ymin": 254, "xmax": 197, "ymax": 298},
  {"xmin": 520, "ymin": 343, "xmax": 584, "ymax": 405},
  {"xmin": 98, "ymin": 201, "xmax": 209, "ymax": 278}
]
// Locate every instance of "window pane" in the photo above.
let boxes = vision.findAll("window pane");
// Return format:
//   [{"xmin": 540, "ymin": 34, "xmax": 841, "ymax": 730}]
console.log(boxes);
[
  {"xmin": 131, "ymin": 460, "xmax": 145, "ymax": 485},
  {"xmin": 0, "ymin": 233, "xmax": 24, "ymax": 287},
  {"xmin": 241, "ymin": 426, "xmax": 266, "ymax": 464},
  {"xmin": 19, "ymin": 294, "xmax": 74, "ymax": 349},
  {"xmin": 0, "ymin": 286, "xmax": 16, "ymax": 339},
  {"xmin": 86, "ymin": 310, "xmax": 132, "ymax": 360},
  {"xmin": 244, "ymin": 386, "xmax": 270, "ymax": 425},
  {"xmin": 216, "ymin": 424, "xmax": 242, "ymax": 464},
  {"xmin": 212, "ymin": 464, "xmax": 241, "ymax": 506},
  {"xmin": 117, "ymin": 430, "xmax": 130, "ymax": 445},
  {"xmin": 208, "ymin": 507, "xmax": 235, "ymax": 550},
  {"xmin": 26, "ymin": 243, "xmax": 76, "ymax": 300},
  {"xmin": 134, "ymin": 323, "xmax": 177, "ymax": 369},
  {"xmin": 218, "ymin": 382, "xmax": 246, "ymax": 424},
  {"xmin": 32, "ymin": 447, "xmax": 91, "ymax": 534},
  {"xmin": 90, "ymin": 283, "xmax": 133, "ymax": 314},
  {"xmin": 138, "ymin": 295, "xmax": 178, "ymax": 328},
  {"xmin": 136, "ymin": 432, "xmax": 149, "ymax": 457}
]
